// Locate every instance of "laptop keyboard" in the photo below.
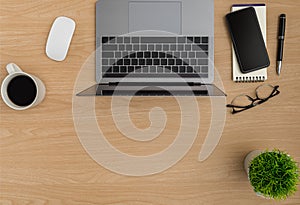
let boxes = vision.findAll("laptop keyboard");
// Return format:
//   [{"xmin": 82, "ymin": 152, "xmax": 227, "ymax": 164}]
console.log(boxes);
[{"xmin": 100, "ymin": 36, "xmax": 209, "ymax": 78}]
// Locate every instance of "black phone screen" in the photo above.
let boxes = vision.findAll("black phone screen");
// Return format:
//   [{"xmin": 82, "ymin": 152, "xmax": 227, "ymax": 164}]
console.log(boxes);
[{"xmin": 226, "ymin": 7, "xmax": 270, "ymax": 73}]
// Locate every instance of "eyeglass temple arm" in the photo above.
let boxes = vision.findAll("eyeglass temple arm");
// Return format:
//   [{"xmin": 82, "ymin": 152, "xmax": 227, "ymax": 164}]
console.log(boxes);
[{"xmin": 226, "ymin": 104, "xmax": 252, "ymax": 109}]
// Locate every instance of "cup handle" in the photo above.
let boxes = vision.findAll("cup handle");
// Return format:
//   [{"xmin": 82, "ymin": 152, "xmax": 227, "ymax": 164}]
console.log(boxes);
[{"xmin": 6, "ymin": 63, "xmax": 22, "ymax": 74}]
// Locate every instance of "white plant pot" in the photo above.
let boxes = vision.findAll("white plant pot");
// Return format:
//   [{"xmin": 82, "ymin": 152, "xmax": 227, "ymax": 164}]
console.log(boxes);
[
  {"xmin": 244, "ymin": 150, "xmax": 263, "ymax": 174},
  {"xmin": 244, "ymin": 150, "xmax": 270, "ymax": 199}
]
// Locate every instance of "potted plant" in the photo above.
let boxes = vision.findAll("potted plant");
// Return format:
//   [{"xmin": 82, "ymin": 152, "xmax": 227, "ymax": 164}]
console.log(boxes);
[{"xmin": 244, "ymin": 149, "xmax": 299, "ymax": 200}]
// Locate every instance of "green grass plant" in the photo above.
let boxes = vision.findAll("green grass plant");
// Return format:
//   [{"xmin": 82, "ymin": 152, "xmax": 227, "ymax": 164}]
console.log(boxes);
[{"xmin": 249, "ymin": 150, "xmax": 299, "ymax": 200}]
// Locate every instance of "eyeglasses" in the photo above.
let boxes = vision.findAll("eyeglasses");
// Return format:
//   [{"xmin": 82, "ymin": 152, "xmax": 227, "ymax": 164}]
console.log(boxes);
[{"xmin": 227, "ymin": 84, "xmax": 280, "ymax": 114}]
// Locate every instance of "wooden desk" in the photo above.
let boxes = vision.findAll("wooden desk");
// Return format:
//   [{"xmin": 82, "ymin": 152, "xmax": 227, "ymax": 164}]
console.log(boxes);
[{"xmin": 1, "ymin": 0, "xmax": 299, "ymax": 204}]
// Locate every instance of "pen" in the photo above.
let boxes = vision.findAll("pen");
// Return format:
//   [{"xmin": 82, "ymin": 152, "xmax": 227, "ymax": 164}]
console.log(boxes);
[{"xmin": 277, "ymin": 14, "xmax": 286, "ymax": 75}]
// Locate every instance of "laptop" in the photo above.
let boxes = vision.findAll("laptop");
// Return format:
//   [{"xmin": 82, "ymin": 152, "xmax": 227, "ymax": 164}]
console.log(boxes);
[{"xmin": 77, "ymin": 0, "xmax": 225, "ymax": 96}]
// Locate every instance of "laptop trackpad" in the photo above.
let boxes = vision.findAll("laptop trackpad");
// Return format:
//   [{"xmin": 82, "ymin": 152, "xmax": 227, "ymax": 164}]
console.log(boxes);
[{"xmin": 129, "ymin": 1, "xmax": 182, "ymax": 34}]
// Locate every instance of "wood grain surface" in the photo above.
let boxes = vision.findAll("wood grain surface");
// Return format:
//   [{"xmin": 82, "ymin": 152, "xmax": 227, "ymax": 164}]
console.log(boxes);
[{"xmin": 1, "ymin": 0, "xmax": 300, "ymax": 204}]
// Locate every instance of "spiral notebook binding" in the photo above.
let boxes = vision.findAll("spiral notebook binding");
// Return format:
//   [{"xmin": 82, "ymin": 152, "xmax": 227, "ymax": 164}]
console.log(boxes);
[{"xmin": 235, "ymin": 76, "xmax": 265, "ymax": 83}]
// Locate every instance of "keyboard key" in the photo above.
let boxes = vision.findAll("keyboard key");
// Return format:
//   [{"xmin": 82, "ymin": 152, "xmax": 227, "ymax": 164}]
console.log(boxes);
[
  {"xmin": 141, "ymin": 37, "xmax": 176, "ymax": 43},
  {"xmin": 173, "ymin": 51, "xmax": 180, "ymax": 58},
  {"xmin": 126, "ymin": 44, "xmax": 132, "ymax": 51},
  {"xmin": 109, "ymin": 59, "xmax": 116, "ymax": 65},
  {"xmin": 117, "ymin": 59, "xmax": 123, "ymax": 65},
  {"xmin": 135, "ymin": 66, "xmax": 141, "ymax": 73},
  {"xmin": 148, "ymin": 44, "xmax": 155, "ymax": 51},
  {"xmin": 153, "ymin": 59, "xmax": 160, "ymax": 65},
  {"xmin": 150, "ymin": 66, "xmax": 156, "ymax": 73},
  {"xmin": 137, "ymin": 52, "xmax": 143, "ymax": 58},
  {"xmin": 196, "ymin": 52, "xmax": 207, "ymax": 58},
  {"xmin": 161, "ymin": 59, "xmax": 167, "ymax": 65},
  {"xmin": 201, "ymin": 66, "xmax": 209, "ymax": 73},
  {"xmin": 124, "ymin": 52, "xmax": 132, "ymax": 58},
  {"xmin": 124, "ymin": 59, "xmax": 130, "ymax": 65},
  {"xmin": 146, "ymin": 59, "xmax": 152, "ymax": 65},
  {"xmin": 124, "ymin": 37, "xmax": 130, "ymax": 43},
  {"xmin": 102, "ymin": 59, "xmax": 109, "ymax": 65},
  {"xmin": 122, "ymin": 52, "xmax": 128, "ymax": 58},
  {"xmin": 116, "ymin": 37, "xmax": 123, "ymax": 43},
  {"xmin": 142, "ymin": 66, "xmax": 148, "ymax": 73},
  {"xmin": 190, "ymin": 59, "xmax": 197, "ymax": 65},
  {"xmin": 187, "ymin": 37, "xmax": 194, "ymax": 43},
  {"xmin": 177, "ymin": 44, "xmax": 184, "ymax": 51},
  {"xmin": 179, "ymin": 66, "xmax": 186, "ymax": 73},
  {"xmin": 141, "ymin": 44, "xmax": 147, "ymax": 51},
  {"xmin": 202, "ymin": 37, "xmax": 209, "ymax": 43},
  {"xmin": 187, "ymin": 66, "xmax": 194, "ymax": 73},
  {"xmin": 144, "ymin": 51, "xmax": 151, "ymax": 58},
  {"xmin": 163, "ymin": 44, "xmax": 169, "ymax": 51},
  {"xmin": 129, "ymin": 52, "xmax": 136, "ymax": 58},
  {"xmin": 113, "ymin": 66, "xmax": 119, "ymax": 73},
  {"xmin": 102, "ymin": 37, "xmax": 109, "ymax": 44},
  {"xmin": 115, "ymin": 51, "xmax": 122, "ymax": 58},
  {"xmin": 168, "ymin": 59, "xmax": 175, "ymax": 65},
  {"xmin": 102, "ymin": 66, "xmax": 111, "ymax": 73},
  {"xmin": 178, "ymin": 37, "xmax": 186, "ymax": 43},
  {"xmin": 165, "ymin": 66, "xmax": 171, "ymax": 73},
  {"xmin": 181, "ymin": 52, "xmax": 187, "ymax": 58},
  {"xmin": 176, "ymin": 59, "xmax": 182, "ymax": 65},
  {"xmin": 119, "ymin": 44, "xmax": 125, "ymax": 51},
  {"xmin": 185, "ymin": 45, "xmax": 191, "ymax": 51},
  {"xmin": 102, "ymin": 52, "xmax": 114, "ymax": 58},
  {"xmin": 120, "ymin": 66, "xmax": 127, "ymax": 73},
  {"xmin": 194, "ymin": 66, "xmax": 201, "ymax": 73},
  {"xmin": 131, "ymin": 59, "xmax": 138, "ymax": 65},
  {"xmin": 172, "ymin": 66, "xmax": 179, "ymax": 73},
  {"xmin": 152, "ymin": 52, "xmax": 158, "ymax": 58},
  {"xmin": 128, "ymin": 66, "xmax": 134, "ymax": 72},
  {"xmin": 166, "ymin": 52, "xmax": 173, "ymax": 58},
  {"xmin": 103, "ymin": 44, "xmax": 118, "ymax": 51},
  {"xmin": 109, "ymin": 37, "xmax": 116, "ymax": 43},
  {"xmin": 159, "ymin": 52, "xmax": 166, "ymax": 58},
  {"xmin": 155, "ymin": 44, "xmax": 162, "ymax": 51},
  {"xmin": 132, "ymin": 37, "xmax": 139, "ymax": 43},
  {"xmin": 133, "ymin": 44, "xmax": 140, "ymax": 50},
  {"xmin": 194, "ymin": 37, "xmax": 201, "ymax": 44},
  {"xmin": 189, "ymin": 52, "xmax": 195, "ymax": 58},
  {"xmin": 198, "ymin": 59, "xmax": 208, "ymax": 65},
  {"xmin": 139, "ymin": 59, "xmax": 145, "ymax": 65},
  {"xmin": 170, "ymin": 44, "xmax": 176, "ymax": 51},
  {"xmin": 157, "ymin": 66, "xmax": 164, "ymax": 73},
  {"xmin": 198, "ymin": 45, "xmax": 208, "ymax": 51},
  {"xmin": 182, "ymin": 59, "xmax": 189, "ymax": 65},
  {"xmin": 192, "ymin": 45, "xmax": 202, "ymax": 51}
]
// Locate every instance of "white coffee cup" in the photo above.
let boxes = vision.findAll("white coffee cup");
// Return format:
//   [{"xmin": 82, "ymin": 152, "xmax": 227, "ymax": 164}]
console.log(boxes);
[{"xmin": 1, "ymin": 63, "xmax": 46, "ymax": 110}]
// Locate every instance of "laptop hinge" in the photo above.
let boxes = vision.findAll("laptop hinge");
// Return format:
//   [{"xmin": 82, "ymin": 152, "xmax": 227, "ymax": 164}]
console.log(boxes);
[
  {"xmin": 189, "ymin": 82, "xmax": 203, "ymax": 86},
  {"xmin": 99, "ymin": 82, "xmax": 116, "ymax": 86},
  {"xmin": 108, "ymin": 82, "xmax": 118, "ymax": 86},
  {"xmin": 102, "ymin": 82, "xmax": 204, "ymax": 86}
]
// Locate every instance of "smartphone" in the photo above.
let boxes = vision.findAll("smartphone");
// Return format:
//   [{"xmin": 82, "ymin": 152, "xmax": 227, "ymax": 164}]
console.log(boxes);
[{"xmin": 226, "ymin": 7, "xmax": 270, "ymax": 73}]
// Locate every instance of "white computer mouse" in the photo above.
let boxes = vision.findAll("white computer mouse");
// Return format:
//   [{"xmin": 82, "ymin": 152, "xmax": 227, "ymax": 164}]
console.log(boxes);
[{"xmin": 46, "ymin": 16, "xmax": 76, "ymax": 61}]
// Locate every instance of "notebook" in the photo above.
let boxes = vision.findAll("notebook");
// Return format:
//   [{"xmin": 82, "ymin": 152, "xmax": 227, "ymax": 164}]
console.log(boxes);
[{"xmin": 232, "ymin": 4, "xmax": 267, "ymax": 82}]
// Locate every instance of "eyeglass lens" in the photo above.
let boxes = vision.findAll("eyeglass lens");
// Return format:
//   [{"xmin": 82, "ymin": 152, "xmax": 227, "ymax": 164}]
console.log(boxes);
[
  {"xmin": 255, "ymin": 84, "xmax": 276, "ymax": 100},
  {"xmin": 231, "ymin": 95, "xmax": 253, "ymax": 107}
]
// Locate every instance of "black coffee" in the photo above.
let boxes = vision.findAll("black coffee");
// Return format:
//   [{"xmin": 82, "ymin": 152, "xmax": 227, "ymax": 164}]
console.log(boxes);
[{"xmin": 7, "ymin": 75, "xmax": 37, "ymax": 106}]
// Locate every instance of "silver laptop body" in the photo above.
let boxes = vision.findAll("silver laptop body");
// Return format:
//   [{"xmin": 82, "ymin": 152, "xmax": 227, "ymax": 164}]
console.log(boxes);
[{"xmin": 77, "ymin": 0, "xmax": 225, "ymax": 96}]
